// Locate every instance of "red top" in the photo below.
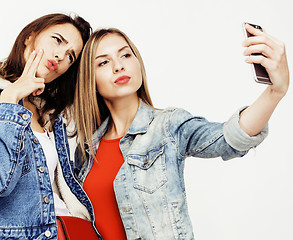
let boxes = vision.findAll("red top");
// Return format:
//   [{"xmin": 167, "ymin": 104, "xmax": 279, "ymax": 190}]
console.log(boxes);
[{"xmin": 83, "ymin": 136, "xmax": 127, "ymax": 240}]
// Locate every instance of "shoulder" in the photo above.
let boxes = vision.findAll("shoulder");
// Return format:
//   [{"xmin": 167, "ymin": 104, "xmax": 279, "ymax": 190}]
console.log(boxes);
[{"xmin": 154, "ymin": 107, "xmax": 199, "ymax": 122}]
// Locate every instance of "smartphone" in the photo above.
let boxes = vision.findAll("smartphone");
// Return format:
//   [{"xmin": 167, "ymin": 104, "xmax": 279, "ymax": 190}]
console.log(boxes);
[{"xmin": 243, "ymin": 22, "xmax": 272, "ymax": 85}]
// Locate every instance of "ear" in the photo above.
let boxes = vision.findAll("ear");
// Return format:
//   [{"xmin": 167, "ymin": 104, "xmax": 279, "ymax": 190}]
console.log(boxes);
[
  {"xmin": 24, "ymin": 35, "xmax": 32, "ymax": 47},
  {"xmin": 23, "ymin": 34, "xmax": 35, "ymax": 62},
  {"xmin": 24, "ymin": 34, "xmax": 33, "ymax": 47}
]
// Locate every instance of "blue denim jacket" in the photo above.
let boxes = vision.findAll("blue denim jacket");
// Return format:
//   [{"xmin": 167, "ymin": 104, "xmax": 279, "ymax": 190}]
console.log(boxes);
[
  {"xmin": 75, "ymin": 101, "xmax": 268, "ymax": 240},
  {"xmin": 0, "ymin": 101, "xmax": 102, "ymax": 240}
]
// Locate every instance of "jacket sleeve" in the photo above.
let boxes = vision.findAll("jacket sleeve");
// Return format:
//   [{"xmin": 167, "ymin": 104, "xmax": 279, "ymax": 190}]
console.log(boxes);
[
  {"xmin": 0, "ymin": 103, "xmax": 32, "ymax": 196},
  {"xmin": 167, "ymin": 107, "xmax": 268, "ymax": 161}
]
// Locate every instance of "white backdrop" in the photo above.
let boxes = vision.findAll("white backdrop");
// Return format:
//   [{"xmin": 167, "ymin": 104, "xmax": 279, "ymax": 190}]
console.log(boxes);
[{"xmin": 1, "ymin": 0, "xmax": 292, "ymax": 239}]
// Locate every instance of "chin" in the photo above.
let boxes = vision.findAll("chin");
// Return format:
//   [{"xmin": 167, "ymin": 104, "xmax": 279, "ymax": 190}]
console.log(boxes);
[{"xmin": 45, "ymin": 77, "xmax": 57, "ymax": 84}]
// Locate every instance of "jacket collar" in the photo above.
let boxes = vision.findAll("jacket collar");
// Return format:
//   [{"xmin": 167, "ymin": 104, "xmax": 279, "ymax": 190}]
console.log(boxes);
[
  {"xmin": 86, "ymin": 100, "xmax": 155, "ymax": 149},
  {"xmin": 127, "ymin": 100, "xmax": 155, "ymax": 135}
]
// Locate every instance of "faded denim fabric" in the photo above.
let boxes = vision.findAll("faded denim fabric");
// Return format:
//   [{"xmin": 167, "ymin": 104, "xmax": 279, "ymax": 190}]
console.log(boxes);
[
  {"xmin": 0, "ymin": 102, "xmax": 100, "ymax": 240},
  {"xmin": 75, "ymin": 101, "xmax": 268, "ymax": 240}
]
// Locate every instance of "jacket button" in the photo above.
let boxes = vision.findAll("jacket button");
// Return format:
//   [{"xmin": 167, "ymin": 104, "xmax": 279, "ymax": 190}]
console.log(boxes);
[
  {"xmin": 38, "ymin": 166, "xmax": 45, "ymax": 173},
  {"xmin": 22, "ymin": 113, "xmax": 29, "ymax": 120},
  {"xmin": 44, "ymin": 230, "xmax": 51, "ymax": 238},
  {"xmin": 33, "ymin": 138, "xmax": 38, "ymax": 144},
  {"xmin": 44, "ymin": 197, "xmax": 49, "ymax": 204}
]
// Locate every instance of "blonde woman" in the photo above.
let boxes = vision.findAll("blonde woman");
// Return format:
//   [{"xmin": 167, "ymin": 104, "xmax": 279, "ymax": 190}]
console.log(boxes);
[{"xmin": 73, "ymin": 25, "xmax": 289, "ymax": 239}]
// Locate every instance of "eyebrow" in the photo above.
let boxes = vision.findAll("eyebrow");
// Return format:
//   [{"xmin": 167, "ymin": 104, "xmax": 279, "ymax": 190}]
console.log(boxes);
[
  {"xmin": 95, "ymin": 45, "xmax": 130, "ymax": 59},
  {"xmin": 54, "ymin": 33, "xmax": 77, "ymax": 62}
]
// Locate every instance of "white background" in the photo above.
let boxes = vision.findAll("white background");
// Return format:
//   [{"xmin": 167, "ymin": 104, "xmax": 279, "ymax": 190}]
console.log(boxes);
[{"xmin": 1, "ymin": 0, "xmax": 292, "ymax": 239}]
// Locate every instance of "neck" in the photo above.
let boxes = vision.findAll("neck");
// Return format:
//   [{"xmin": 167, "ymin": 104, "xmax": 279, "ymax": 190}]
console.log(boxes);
[
  {"xmin": 23, "ymin": 98, "xmax": 45, "ymax": 133},
  {"xmin": 104, "ymin": 95, "xmax": 140, "ymax": 140}
]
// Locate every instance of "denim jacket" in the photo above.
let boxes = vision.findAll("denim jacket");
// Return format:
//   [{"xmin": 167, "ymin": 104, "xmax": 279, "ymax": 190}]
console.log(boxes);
[
  {"xmin": 74, "ymin": 101, "xmax": 268, "ymax": 240},
  {"xmin": 0, "ymin": 83, "xmax": 102, "ymax": 239}
]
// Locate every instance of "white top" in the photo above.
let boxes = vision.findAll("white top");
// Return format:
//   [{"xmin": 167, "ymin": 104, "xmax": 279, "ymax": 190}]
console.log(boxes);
[{"xmin": 33, "ymin": 131, "xmax": 71, "ymax": 216}]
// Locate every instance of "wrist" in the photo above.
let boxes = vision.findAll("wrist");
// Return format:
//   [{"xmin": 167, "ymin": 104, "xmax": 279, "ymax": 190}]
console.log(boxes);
[
  {"xmin": 267, "ymin": 85, "xmax": 288, "ymax": 101},
  {"xmin": 0, "ymin": 88, "xmax": 20, "ymax": 104}
]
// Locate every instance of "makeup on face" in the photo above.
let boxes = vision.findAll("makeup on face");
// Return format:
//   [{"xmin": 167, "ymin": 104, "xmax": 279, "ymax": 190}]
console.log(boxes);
[
  {"xmin": 25, "ymin": 23, "xmax": 83, "ymax": 83},
  {"xmin": 94, "ymin": 34, "xmax": 142, "ymax": 101}
]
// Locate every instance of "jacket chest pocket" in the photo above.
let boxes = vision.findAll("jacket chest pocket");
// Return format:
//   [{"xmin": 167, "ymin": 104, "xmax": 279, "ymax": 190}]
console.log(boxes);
[{"xmin": 127, "ymin": 146, "xmax": 167, "ymax": 194}]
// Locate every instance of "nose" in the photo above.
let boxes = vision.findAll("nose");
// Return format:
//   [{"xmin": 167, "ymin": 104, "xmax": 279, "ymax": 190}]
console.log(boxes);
[
  {"xmin": 113, "ymin": 59, "xmax": 125, "ymax": 73},
  {"xmin": 54, "ymin": 50, "xmax": 66, "ymax": 62}
]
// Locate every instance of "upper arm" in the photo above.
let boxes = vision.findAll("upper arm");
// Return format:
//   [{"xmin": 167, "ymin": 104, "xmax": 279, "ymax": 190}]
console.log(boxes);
[{"xmin": 167, "ymin": 108, "xmax": 249, "ymax": 160}]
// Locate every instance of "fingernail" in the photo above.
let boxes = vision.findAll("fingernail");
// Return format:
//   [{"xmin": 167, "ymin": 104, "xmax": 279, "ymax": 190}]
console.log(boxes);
[{"xmin": 32, "ymin": 50, "xmax": 36, "ymax": 55}]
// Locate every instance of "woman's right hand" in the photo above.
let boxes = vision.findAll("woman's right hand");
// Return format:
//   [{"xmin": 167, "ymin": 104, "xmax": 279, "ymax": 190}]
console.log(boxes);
[{"xmin": 0, "ymin": 49, "xmax": 45, "ymax": 104}]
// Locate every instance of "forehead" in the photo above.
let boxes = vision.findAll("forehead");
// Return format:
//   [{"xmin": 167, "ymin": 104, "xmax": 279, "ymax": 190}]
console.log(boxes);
[
  {"xmin": 96, "ymin": 33, "xmax": 129, "ymax": 54},
  {"xmin": 39, "ymin": 23, "xmax": 83, "ymax": 55}
]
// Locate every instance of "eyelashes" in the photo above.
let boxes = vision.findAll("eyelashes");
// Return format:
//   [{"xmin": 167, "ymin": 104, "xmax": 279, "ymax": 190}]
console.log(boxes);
[
  {"xmin": 98, "ymin": 60, "xmax": 108, "ymax": 67},
  {"xmin": 97, "ymin": 53, "xmax": 132, "ymax": 67},
  {"xmin": 53, "ymin": 36, "xmax": 62, "ymax": 43},
  {"xmin": 52, "ymin": 36, "xmax": 74, "ymax": 64}
]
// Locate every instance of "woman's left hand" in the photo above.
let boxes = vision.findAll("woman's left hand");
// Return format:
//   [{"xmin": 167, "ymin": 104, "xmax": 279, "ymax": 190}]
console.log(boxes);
[{"xmin": 242, "ymin": 23, "xmax": 289, "ymax": 97}]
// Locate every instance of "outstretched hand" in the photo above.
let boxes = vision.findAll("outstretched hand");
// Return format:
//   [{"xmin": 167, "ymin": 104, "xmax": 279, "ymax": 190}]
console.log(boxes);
[
  {"xmin": 0, "ymin": 49, "xmax": 45, "ymax": 104},
  {"xmin": 239, "ymin": 24, "xmax": 289, "ymax": 137},
  {"xmin": 242, "ymin": 23, "xmax": 289, "ymax": 96}
]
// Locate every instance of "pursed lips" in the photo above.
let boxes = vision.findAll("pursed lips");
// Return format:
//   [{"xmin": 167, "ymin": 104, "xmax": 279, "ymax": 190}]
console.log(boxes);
[
  {"xmin": 114, "ymin": 75, "xmax": 130, "ymax": 84},
  {"xmin": 47, "ymin": 60, "xmax": 58, "ymax": 71}
]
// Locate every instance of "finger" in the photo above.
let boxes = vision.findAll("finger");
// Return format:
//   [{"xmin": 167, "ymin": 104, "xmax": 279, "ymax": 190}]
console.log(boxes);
[
  {"xmin": 245, "ymin": 55, "xmax": 270, "ymax": 69},
  {"xmin": 243, "ymin": 27, "xmax": 282, "ymax": 51},
  {"xmin": 28, "ymin": 49, "xmax": 44, "ymax": 76},
  {"xmin": 22, "ymin": 51, "xmax": 37, "ymax": 74},
  {"xmin": 32, "ymin": 88, "xmax": 45, "ymax": 96},
  {"xmin": 243, "ymin": 44, "xmax": 275, "ymax": 59},
  {"xmin": 32, "ymin": 82, "xmax": 45, "ymax": 96},
  {"xmin": 245, "ymin": 23, "xmax": 264, "ymax": 37}
]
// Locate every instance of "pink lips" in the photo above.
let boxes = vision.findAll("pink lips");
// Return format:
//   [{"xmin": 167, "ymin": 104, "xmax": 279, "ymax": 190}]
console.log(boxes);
[
  {"xmin": 47, "ymin": 60, "xmax": 58, "ymax": 71},
  {"xmin": 114, "ymin": 75, "xmax": 130, "ymax": 84}
]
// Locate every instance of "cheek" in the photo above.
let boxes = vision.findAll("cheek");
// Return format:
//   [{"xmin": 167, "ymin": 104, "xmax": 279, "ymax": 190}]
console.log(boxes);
[
  {"xmin": 59, "ymin": 65, "xmax": 70, "ymax": 75},
  {"xmin": 95, "ymin": 67, "xmax": 111, "ymax": 85},
  {"xmin": 134, "ymin": 62, "xmax": 143, "ymax": 84},
  {"xmin": 95, "ymin": 71, "xmax": 106, "ymax": 92}
]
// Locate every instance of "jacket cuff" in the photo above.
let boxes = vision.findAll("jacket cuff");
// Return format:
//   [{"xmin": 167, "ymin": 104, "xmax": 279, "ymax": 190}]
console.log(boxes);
[{"xmin": 223, "ymin": 106, "xmax": 268, "ymax": 151}]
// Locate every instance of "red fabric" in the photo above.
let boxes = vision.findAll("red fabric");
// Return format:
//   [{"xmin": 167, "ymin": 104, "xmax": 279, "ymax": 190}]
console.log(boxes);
[
  {"xmin": 57, "ymin": 218, "xmax": 66, "ymax": 240},
  {"xmin": 83, "ymin": 136, "xmax": 127, "ymax": 240},
  {"xmin": 57, "ymin": 216, "xmax": 99, "ymax": 240}
]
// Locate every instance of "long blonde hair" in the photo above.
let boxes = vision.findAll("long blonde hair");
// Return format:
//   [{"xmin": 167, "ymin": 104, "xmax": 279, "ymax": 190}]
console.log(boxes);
[{"xmin": 74, "ymin": 28, "xmax": 153, "ymax": 161}]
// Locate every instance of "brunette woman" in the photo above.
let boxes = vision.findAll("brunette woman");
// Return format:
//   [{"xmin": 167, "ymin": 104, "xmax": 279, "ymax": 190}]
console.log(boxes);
[{"xmin": 0, "ymin": 13, "xmax": 101, "ymax": 239}]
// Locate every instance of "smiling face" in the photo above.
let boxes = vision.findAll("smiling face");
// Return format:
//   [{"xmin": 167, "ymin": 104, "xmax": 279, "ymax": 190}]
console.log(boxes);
[
  {"xmin": 94, "ymin": 33, "xmax": 142, "ymax": 102},
  {"xmin": 24, "ymin": 23, "xmax": 83, "ymax": 83}
]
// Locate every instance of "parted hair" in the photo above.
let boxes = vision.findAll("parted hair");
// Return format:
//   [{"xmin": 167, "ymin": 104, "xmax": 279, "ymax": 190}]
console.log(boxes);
[
  {"xmin": 74, "ymin": 28, "xmax": 153, "ymax": 161},
  {"xmin": 0, "ymin": 13, "xmax": 92, "ymax": 126}
]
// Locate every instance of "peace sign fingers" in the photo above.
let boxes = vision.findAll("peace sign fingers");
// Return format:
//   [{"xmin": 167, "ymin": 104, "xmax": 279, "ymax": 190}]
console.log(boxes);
[
  {"xmin": 23, "ymin": 49, "xmax": 44, "ymax": 76},
  {"xmin": 0, "ymin": 49, "xmax": 46, "ymax": 104}
]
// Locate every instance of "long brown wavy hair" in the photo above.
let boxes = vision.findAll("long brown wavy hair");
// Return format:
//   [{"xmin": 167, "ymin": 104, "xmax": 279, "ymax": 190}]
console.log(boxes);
[
  {"xmin": 74, "ymin": 28, "xmax": 153, "ymax": 161},
  {"xmin": 0, "ymin": 13, "xmax": 92, "ymax": 126}
]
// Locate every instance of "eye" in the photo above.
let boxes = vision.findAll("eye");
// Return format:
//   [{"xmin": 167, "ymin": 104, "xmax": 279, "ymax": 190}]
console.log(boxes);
[
  {"xmin": 98, "ymin": 60, "xmax": 109, "ymax": 67},
  {"xmin": 122, "ymin": 53, "xmax": 131, "ymax": 58},
  {"xmin": 66, "ymin": 53, "xmax": 74, "ymax": 64},
  {"xmin": 52, "ymin": 36, "xmax": 62, "ymax": 44}
]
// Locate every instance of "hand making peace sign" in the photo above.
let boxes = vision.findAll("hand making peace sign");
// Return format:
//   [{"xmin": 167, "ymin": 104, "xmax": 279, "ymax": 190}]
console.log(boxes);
[{"xmin": 0, "ymin": 49, "xmax": 45, "ymax": 104}]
